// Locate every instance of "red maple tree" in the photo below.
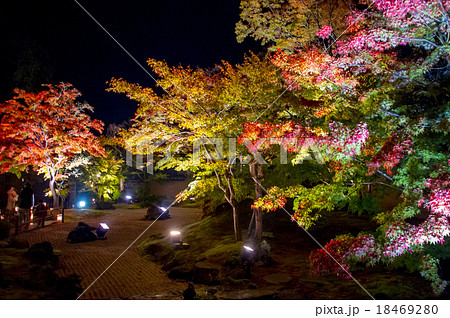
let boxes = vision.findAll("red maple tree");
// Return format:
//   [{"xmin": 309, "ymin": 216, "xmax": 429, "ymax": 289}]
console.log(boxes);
[{"xmin": 0, "ymin": 83, "xmax": 105, "ymax": 208}]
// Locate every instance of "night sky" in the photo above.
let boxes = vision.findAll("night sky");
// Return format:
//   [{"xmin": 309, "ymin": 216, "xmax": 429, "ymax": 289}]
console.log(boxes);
[{"xmin": 0, "ymin": 0, "xmax": 261, "ymax": 126}]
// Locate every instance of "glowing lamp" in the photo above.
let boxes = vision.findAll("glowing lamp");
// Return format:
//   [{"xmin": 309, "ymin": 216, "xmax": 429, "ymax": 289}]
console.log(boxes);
[
  {"xmin": 96, "ymin": 222, "xmax": 109, "ymax": 239},
  {"xmin": 243, "ymin": 245, "xmax": 255, "ymax": 252},
  {"xmin": 78, "ymin": 201, "xmax": 86, "ymax": 208},
  {"xmin": 57, "ymin": 214, "xmax": 62, "ymax": 222},
  {"xmin": 242, "ymin": 244, "xmax": 256, "ymax": 277},
  {"xmin": 157, "ymin": 206, "xmax": 170, "ymax": 219},
  {"xmin": 125, "ymin": 195, "xmax": 132, "ymax": 200},
  {"xmin": 100, "ymin": 223, "xmax": 109, "ymax": 230},
  {"xmin": 170, "ymin": 230, "xmax": 182, "ymax": 245}
]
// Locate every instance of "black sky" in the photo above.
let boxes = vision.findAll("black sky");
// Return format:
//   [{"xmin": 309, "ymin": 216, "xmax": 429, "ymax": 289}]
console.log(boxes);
[{"xmin": 0, "ymin": 0, "xmax": 261, "ymax": 126}]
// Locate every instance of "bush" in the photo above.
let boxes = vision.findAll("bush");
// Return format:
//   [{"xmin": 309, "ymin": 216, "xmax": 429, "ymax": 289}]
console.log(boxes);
[
  {"xmin": 139, "ymin": 195, "xmax": 160, "ymax": 208},
  {"xmin": 95, "ymin": 201, "xmax": 115, "ymax": 210},
  {"xmin": 0, "ymin": 219, "xmax": 10, "ymax": 240}
]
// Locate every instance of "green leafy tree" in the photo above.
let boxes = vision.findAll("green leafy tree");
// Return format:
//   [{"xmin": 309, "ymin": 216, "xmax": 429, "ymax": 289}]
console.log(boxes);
[
  {"xmin": 81, "ymin": 150, "xmax": 125, "ymax": 202},
  {"xmin": 236, "ymin": 0, "xmax": 353, "ymax": 51}
]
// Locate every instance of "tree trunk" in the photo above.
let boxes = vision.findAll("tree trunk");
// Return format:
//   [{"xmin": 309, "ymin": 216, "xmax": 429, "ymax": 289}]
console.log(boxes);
[
  {"xmin": 231, "ymin": 200, "xmax": 241, "ymax": 242},
  {"xmin": 214, "ymin": 170, "xmax": 241, "ymax": 242},
  {"xmin": 49, "ymin": 177, "xmax": 58, "ymax": 209},
  {"xmin": 249, "ymin": 161, "xmax": 264, "ymax": 242},
  {"xmin": 225, "ymin": 172, "xmax": 241, "ymax": 242}
]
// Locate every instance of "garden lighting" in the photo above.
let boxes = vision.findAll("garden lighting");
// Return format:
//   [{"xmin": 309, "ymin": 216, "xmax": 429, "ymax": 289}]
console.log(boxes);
[
  {"xmin": 170, "ymin": 230, "xmax": 182, "ymax": 244},
  {"xmin": 157, "ymin": 206, "xmax": 171, "ymax": 219},
  {"xmin": 96, "ymin": 222, "xmax": 109, "ymax": 239}
]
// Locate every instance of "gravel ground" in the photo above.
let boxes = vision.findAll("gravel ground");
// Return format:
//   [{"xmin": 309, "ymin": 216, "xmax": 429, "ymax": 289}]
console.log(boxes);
[{"xmin": 15, "ymin": 206, "xmax": 202, "ymax": 299}]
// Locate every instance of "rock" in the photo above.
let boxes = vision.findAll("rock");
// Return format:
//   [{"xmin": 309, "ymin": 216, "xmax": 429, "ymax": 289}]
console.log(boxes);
[
  {"xmin": 258, "ymin": 240, "xmax": 271, "ymax": 264},
  {"xmin": 0, "ymin": 240, "xmax": 9, "ymax": 248},
  {"xmin": 193, "ymin": 262, "xmax": 221, "ymax": 285},
  {"xmin": 66, "ymin": 222, "xmax": 98, "ymax": 243},
  {"xmin": 143, "ymin": 242, "xmax": 164, "ymax": 254},
  {"xmin": 227, "ymin": 267, "xmax": 247, "ymax": 280},
  {"xmin": 145, "ymin": 204, "xmax": 159, "ymax": 220},
  {"xmin": 145, "ymin": 204, "xmax": 170, "ymax": 220},
  {"xmin": 161, "ymin": 259, "xmax": 179, "ymax": 271},
  {"xmin": 168, "ymin": 265, "xmax": 193, "ymax": 281},
  {"xmin": 25, "ymin": 241, "xmax": 54, "ymax": 264},
  {"xmin": 142, "ymin": 242, "xmax": 174, "ymax": 263},
  {"xmin": 9, "ymin": 238, "xmax": 29, "ymax": 249},
  {"xmin": 263, "ymin": 273, "xmax": 292, "ymax": 284}
]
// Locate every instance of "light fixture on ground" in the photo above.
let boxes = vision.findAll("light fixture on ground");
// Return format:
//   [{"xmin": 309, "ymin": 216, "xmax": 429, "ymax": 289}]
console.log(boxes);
[
  {"xmin": 170, "ymin": 230, "xmax": 182, "ymax": 244},
  {"xmin": 169, "ymin": 230, "xmax": 189, "ymax": 248},
  {"xmin": 242, "ymin": 244, "xmax": 256, "ymax": 277},
  {"xmin": 125, "ymin": 195, "xmax": 132, "ymax": 200},
  {"xmin": 157, "ymin": 206, "xmax": 170, "ymax": 219},
  {"xmin": 78, "ymin": 200, "xmax": 86, "ymax": 208},
  {"xmin": 96, "ymin": 222, "xmax": 109, "ymax": 239}
]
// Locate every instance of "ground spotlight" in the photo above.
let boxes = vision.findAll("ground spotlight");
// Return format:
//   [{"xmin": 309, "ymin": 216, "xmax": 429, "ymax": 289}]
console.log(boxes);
[
  {"xmin": 57, "ymin": 214, "xmax": 62, "ymax": 222},
  {"xmin": 157, "ymin": 206, "xmax": 170, "ymax": 219},
  {"xmin": 125, "ymin": 195, "xmax": 132, "ymax": 200},
  {"xmin": 242, "ymin": 244, "xmax": 256, "ymax": 277},
  {"xmin": 78, "ymin": 201, "xmax": 86, "ymax": 208},
  {"xmin": 169, "ymin": 230, "xmax": 189, "ymax": 248},
  {"xmin": 96, "ymin": 222, "xmax": 109, "ymax": 239},
  {"xmin": 170, "ymin": 230, "xmax": 182, "ymax": 244}
]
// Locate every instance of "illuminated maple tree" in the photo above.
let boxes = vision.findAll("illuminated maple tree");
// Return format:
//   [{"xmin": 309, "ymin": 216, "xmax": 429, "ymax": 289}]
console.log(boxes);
[
  {"xmin": 109, "ymin": 53, "xmax": 287, "ymax": 241},
  {"xmin": 236, "ymin": 0, "xmax": 353, "ymax": 51},
  {"xmin": 237, "ymin": 0, "xmax": 450, "ymax": 294},
  {"xmin": 0, "ymin": 83, "xmax": 105, "ymax": 208}
]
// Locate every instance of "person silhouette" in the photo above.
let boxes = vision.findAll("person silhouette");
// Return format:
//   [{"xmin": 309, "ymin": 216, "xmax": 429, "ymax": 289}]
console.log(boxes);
[
  {"xmin": 6, "ymin": 186, "xmax": 18, "ymax": 210},
  {"xmin": 6, "ymin": 186, "xmax": 18, "ymax": 220},
  {"xmin": 19, "ymin": 183, "xmax": 34, "ymax": 227},
  {"xmin": 183, "ymin": 283, "xmax": 196, "ymax": 300}
]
